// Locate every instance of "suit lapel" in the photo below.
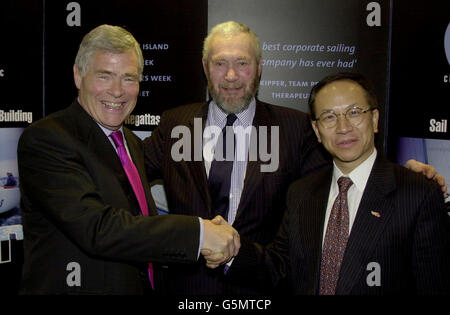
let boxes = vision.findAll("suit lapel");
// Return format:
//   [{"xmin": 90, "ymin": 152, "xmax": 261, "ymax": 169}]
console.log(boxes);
[
  {"xmin": 299, "ymin": 168, "xmax": 333, "ymax": 294},
  {"xmin": 336, "ymin": 156, "xmax": 397, "ymax": 294},
  {"xmin": 234, "ymin": 101, "xmax": 272, "ymax": 220},
  {"xmin": 187, "ymin": 102, "xmax": 211, "ymax": 214},
  {"xmin": 123, "ymin": 128, "xmax": 158, "ymax": 216}
]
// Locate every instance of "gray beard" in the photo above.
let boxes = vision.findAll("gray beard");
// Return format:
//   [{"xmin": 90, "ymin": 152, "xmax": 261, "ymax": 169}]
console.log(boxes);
[
  {"xmin": 212, "ymin": 91, "xmax": 253, "ymax": 114},
  {"xmin": 207, "ymin": 80, "xmax": 259, "ymax": 114}
]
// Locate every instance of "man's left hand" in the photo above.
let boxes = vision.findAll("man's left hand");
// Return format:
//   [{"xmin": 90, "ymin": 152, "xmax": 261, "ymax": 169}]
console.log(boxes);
[{"xmin": 404, "ymin": 159, "xmax": 447, "ymax": 197}]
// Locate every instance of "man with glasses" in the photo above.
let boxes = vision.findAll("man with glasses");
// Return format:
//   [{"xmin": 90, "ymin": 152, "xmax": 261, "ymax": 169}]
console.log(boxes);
[{"xmin": 210, "ymin": 72, "xmax": 450, "ymax": 294}]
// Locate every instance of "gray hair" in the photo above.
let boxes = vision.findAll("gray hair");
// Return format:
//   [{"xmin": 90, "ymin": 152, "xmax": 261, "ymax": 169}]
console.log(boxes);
[
  {"xmin": 202, "ymin": 21, "xmax": 261, "ymax": 62},
  {"xmin": 75, "ymin": 24, "xmax": 144, "ymax": 81}
]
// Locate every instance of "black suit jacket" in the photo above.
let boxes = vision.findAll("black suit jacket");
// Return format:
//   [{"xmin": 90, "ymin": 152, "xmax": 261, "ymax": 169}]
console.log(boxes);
[
  {"xmin": 230, "ymin": 155, "xmax": 450, "ymax": 294},
  {"xmin": 143, "ymin": 100, "xmax": 329, "ymax": 294},
  {"xmin": 18, "ymin": 100, "xmax": 200, "ymax": 294}
]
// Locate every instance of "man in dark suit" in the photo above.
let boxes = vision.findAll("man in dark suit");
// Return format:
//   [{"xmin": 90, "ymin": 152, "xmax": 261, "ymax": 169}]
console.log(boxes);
[
  {"xmin": 143, "ymin": 21, "xmax": 447, "ymax": 295},
  {"xmin": 17, "ymin": 24, "xmax": 239, "ymax": 295},
  {"xmin": 217, "ymin": 72, "xmax": 450, "ymax": 294},
  {"xmin": 143, "ymin": 21, "xmax": 329, "ymax": 295}
]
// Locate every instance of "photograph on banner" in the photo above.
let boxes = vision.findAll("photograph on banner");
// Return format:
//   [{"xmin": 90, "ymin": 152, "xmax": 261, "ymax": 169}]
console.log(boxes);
[{"xmin": 0, "ymin": 128, "xmax": 23, "ymax": 264}]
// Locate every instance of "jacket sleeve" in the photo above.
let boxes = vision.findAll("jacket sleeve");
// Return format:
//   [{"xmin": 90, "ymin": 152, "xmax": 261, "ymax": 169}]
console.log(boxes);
[
  {"xmin": 18, "ymin": 124, "xmax": 200, "ymax": 264},
  {"xmin": 226, "ymin": 201, "xmax": 292, "ymax": 290},
  {"xmin": 412, "ymin": 181, "xmax": 450, "ymax": 294}
]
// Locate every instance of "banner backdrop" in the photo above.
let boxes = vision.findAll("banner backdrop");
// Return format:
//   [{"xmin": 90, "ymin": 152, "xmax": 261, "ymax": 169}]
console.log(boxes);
[
  {"xmin": 387, "ymin": 0, "xmax": 450, "ymax": 207},
  {"xmin": 0, "ymin": 0, "xmax": 448, "ymax": 296},
  {"xmin": 0, "ymin": 1, "xmax": 43, "ymax": 294},
  {"xmin": 208, "ymin": 0, "xmax": 390, "ymax": 150},
  {"xmin": 43, "ymin": 0, "xmax": 207, "ymax": 129}
]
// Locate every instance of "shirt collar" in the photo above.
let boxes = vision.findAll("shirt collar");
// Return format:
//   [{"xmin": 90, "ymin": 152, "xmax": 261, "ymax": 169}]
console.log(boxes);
[
  {"xmin": 208, "ymin": 98, "xmax": 256, "ymax": 128},
  {"xmin": 332, "ymin": 148, "xmax": 377, "ymax": 193},
  {"xmin": 96, "ymin": 122, "xmax": 124, "ymax": 137}
]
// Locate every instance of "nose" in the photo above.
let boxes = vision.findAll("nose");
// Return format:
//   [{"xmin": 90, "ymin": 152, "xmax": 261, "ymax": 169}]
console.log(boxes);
[
  {"xmin": 109, "ymin": 78, "xmax": 124, "ymax": 98},
  {"xmin": 225, "ymin": 66, "xmax": 238, "ymax": 81},
  {"xmin": 335, "ymin": 114, "xmax": 353, "ymax": 133}
]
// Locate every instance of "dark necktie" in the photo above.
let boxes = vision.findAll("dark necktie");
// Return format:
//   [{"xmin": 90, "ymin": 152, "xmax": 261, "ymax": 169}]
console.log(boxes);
[
  {"xmin": 110, "ymin": 130, "xmax": 154, "ymax": 290},
  {"xmin": 208, "ymin": 114, "xmax": 237, "ymax": 221},
  {"xmin": 319, "ymin": 176, "xmax": 353, "ymax": 295}
]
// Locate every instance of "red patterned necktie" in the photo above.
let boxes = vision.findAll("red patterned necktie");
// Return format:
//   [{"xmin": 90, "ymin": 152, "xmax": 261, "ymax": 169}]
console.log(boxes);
[
  {"xmin": 319, "ymin": 176, "xmax": 353, "ymax": 295},
  {"xmin": 110, "ymin": 130, "xmax": 154, "ymax": 290}
]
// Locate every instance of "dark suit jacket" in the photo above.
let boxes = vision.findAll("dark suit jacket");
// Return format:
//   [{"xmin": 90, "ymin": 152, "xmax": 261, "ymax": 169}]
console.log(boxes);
[
  {"xmin": 18, "ymin": 100, "xmax": 200, "ymax": 294},
  {"xmin": 143, "ymin": 100, "xmax": 329, "ymax": 294},
  {"xmin": 230, "ymin": 155, "xmax": 450, "ymax": 294}
]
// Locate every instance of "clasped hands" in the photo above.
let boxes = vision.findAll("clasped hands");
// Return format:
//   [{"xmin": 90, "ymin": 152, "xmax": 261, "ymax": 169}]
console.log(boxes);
[{"xmin": 201, "ymin": 215, "xmax": 240, "ymax": 269}]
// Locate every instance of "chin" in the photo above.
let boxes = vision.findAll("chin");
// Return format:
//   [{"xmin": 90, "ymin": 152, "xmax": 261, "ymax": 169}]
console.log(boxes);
[
  {"xmin": 218, "ymin": 96, "xmax": 252, "ymax": 114},
  {"xmin": 222, "ymin": 103, "xmax": 248, "ymax": 114},
  {"xmin": 333, "ymin": 150, "xmax": 361, "ymax": 163}
]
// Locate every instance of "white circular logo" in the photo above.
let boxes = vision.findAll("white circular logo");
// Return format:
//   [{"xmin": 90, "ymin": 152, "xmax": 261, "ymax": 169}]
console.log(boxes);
[{"xmin": 445, "ymin": 22, "xmax": 450, "ymax": 65}]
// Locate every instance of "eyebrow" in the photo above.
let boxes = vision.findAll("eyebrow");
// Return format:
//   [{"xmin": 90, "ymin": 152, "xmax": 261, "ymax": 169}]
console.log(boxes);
[
  {"xmin": 124, "ymin": 72, "xmax": 139, "ymax": 78},
  {"xmin": 95, "ymin": 70, "xmax": 113, "ymax": 75},
  {"xmin": 211, "ymin": 55, "xmax": 251, "ymax": 61},
  {"xmin": 318, "ymin": 103, "xmax": 360, "ymax": 115},
  {"xmin": 95, "ymin": 70, "xmax": 138, "ymax": 78}
]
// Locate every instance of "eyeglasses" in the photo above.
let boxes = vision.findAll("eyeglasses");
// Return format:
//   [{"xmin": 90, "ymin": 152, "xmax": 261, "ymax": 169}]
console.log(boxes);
[{"xmin": 314, "ymin": 106, "xmax": 377, "ymax": 129}]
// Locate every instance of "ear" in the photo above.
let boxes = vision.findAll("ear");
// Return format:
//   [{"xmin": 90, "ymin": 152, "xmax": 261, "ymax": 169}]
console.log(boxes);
[
  {"xmin": 372, "ymin": 108, "xmax": 379, "ymax": 134},
  {"xmin": 202, "ymin": 59, "xmax": 209, "ymax": 77},
  {"xmin": 73, "ymin": 64, "xmax": 82, "ymax": 90},
  {"xmin": 257, "ymin": 57, "xmax": 262, "ymax": 77},
  {"xmin": 311, "ymin": 120, "xmax": 322, "ymax": 143}
]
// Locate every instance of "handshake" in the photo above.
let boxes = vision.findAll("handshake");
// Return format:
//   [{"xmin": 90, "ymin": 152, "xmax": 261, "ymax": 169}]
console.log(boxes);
[{"xmin": 201, "ymin": 215, "xmax": 240, "ymax": 269}]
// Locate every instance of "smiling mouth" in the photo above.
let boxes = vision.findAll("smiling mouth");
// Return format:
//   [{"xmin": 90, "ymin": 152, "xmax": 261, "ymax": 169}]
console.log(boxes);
[
  {"xmin": 221, "ymin": 83, "xmax": 243, "ymax": 90},
  {"xmin": 221, "ymin": 87, "xmax": 244, "ymax": 96},
  {"xmin": 102, "ymin": 101, "xmax": 124, "ymax": 109},
  {"xmin": 337, "ymin": 139, "xmax": 358, "ymax": 147}
]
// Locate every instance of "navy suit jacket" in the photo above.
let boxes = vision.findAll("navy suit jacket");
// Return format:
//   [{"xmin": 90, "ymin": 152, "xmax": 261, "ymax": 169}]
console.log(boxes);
[{"xmin": 230, "ymin": 155, "xmax": 450, "ymax": 294}]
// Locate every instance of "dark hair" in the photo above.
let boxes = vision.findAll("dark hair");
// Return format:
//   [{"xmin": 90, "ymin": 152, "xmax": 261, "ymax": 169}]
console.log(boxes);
[{"xmin": 308, "ymin": 72, "xmax": 379, "ymax": 120}]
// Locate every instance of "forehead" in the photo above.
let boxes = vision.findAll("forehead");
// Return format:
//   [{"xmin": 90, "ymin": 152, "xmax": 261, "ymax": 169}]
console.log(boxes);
[
  {"xmin": 89, "ymin": 49, "xmax": 139, "ymax": 71},
  {"xmin": 208, "ymin": 33, "xmax": 255, "ymax": 59},
  {"xmin": 315, "ymin": 80, "xmax": 368, "ymax": 111}
]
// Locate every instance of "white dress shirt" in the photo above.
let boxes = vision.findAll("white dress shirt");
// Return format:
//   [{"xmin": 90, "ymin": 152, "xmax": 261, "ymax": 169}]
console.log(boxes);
[
  {"xmin": 203, "ymin": 98, "xmax": 256, "ymax": 224},
  {"xmin": 322, "ymin": 148, "xmax": 377, "ymax": 246}
]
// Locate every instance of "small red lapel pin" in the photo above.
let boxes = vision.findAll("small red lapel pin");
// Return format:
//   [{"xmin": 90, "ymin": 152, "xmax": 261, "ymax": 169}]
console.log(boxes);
[{"xmin": 371, "ymin": 211, "xmax": 381, "ymax": 218}]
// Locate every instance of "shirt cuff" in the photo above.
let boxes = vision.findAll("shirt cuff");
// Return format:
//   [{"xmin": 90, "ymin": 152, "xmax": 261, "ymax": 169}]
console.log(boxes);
[
  {"xmin": 198, "ymin": 217, "xmax": 204, "ymax": 260},
  {"xmin": 224, "ymin": 257, "xmax": 234, "ymax": 274}
]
